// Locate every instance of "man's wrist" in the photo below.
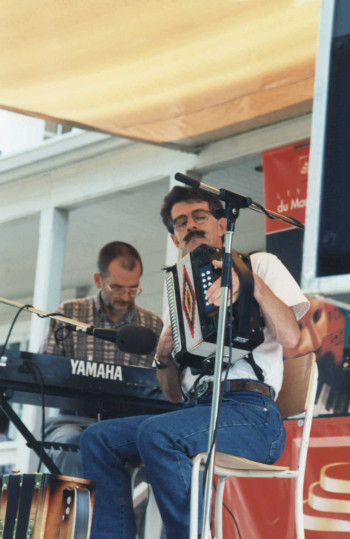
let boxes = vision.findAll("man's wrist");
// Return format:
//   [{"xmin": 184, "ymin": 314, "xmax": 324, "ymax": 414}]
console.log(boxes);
[{"xmin": 154, "ymin": 354, "xmax": 173, "ymax": 369}]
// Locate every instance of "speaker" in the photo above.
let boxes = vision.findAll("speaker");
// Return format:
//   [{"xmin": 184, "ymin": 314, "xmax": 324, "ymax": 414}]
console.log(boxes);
[
  {"xmin": 317, "ymin": 31, "xmax": 350, "ymax": 277},
  {"xmin": 302, "ymin": 0, "xmax": 350, "ymax": 306}
]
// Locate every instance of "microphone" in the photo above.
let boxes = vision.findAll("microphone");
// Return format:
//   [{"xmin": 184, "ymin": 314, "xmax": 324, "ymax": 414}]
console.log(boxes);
[
  {"xmin": 73, "ymin": 324, "xmax": 158, "ymax": 355},
  {"xmin": 175, "ymin": 172, "xmax": 202, "ymax": 189},
  {"xmin": 175, "ymin": 172, "xmax": 252, "ymax": 209}
]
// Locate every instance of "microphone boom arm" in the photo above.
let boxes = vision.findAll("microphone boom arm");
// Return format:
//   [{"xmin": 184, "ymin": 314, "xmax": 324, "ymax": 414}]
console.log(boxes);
[
  {"xmin": 0, "ymin": 296, "xmax": 92, "ymax": 333},
  {"xmin": 174, "ymin": 172, "xmax": 304, "ymax": 230},
  {"xmin": 0, "ymin": 297, "xmax": 158, "ymax": 355}
]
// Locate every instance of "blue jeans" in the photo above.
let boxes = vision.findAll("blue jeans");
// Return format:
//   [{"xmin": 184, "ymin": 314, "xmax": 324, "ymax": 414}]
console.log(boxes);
[{"xmin": 80, "ymin": 390, "xmax": 285, "ymax": 539}]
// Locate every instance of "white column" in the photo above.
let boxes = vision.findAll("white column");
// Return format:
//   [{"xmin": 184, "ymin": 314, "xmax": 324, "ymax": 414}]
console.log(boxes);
[
  {"xmin": 29, "ymin": 207, "xmax": 69, "ymax": 349},
  {"xmin": 17, "ymin": 207, "xmax": 69, "ymax": 473}
]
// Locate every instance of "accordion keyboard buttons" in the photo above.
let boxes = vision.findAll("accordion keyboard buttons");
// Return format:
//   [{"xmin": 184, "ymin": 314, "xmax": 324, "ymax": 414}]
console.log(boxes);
[{"xmin": 199, "ymin": 264, "xmax": 217, "ymax": 314}]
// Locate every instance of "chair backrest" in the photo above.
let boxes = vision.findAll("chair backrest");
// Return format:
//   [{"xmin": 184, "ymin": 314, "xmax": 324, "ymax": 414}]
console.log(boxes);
[{"xmin": 276, "ymin": 352, "xmax": 317, "ymax": 418}]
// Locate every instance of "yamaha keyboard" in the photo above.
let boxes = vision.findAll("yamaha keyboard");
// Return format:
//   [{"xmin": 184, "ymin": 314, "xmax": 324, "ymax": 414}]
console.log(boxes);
[{"xmin": 0, "ymin": 350, "xmax": 181, "ymax": 418}]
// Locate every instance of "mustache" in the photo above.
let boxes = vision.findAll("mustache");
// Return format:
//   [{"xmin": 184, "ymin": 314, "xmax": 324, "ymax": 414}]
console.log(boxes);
[
  {"xmin": 113, "ymin": 299, "xmax": 132, "ymax": 306},
  {"xmin": 184, "ymin": 230, "xmax": 206, "ymax": 243}
]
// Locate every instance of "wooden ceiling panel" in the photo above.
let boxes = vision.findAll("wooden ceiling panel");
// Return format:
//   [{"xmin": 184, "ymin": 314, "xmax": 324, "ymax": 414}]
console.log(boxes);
[{"xmin": 0, "ymin": 0, "xmax": 321, "ymax": 147}]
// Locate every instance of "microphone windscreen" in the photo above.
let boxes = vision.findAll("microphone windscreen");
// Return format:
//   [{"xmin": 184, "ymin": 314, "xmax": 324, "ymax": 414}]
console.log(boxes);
[
  {"xmin": 115, "ymin": 325, "xmax": 157, "ymax": 355},
  {"xmin": 175, "ymin": 172, "xmax": 200, "ymax": 188}
]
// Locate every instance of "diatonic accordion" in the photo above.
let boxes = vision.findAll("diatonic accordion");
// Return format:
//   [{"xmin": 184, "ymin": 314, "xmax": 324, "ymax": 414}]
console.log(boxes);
[{"xmin": 164, "ymin": 244, "xmax": 264, "ymax": 372}]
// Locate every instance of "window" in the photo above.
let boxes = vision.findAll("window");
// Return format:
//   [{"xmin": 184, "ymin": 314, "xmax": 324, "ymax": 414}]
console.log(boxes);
[{"xmin": 44, "ymin": 121, "xmax": 72, "ymax": 140}]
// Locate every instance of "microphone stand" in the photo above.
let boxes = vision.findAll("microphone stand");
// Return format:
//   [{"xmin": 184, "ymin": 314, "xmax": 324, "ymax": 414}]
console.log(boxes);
[
  {"xmin": 174, "ymin": 172, "xmax": 304, "ymax": 538},
  {"xmin": 200, "ymin": 194, "xmax": 246, "ymax": 539}
]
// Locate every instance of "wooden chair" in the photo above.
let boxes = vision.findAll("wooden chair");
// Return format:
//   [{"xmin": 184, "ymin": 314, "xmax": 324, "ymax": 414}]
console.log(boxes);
[{"xmin": 190, "ymin": 352, "xmax": 318, "ymax": 539}]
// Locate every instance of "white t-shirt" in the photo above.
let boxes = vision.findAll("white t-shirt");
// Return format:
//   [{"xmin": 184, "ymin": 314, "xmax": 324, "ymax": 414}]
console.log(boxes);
[{"xmin": 164, "ymin": 252, "xmax": 309, "ymax": 399}]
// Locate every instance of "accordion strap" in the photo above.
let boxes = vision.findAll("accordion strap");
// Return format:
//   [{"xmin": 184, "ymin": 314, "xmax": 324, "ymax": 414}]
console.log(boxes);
[
  {"xmin": 244, "ymin": 351, "xmax": 265, "ymax": 382},
  {"xmin": 231, "ymin": 251, "xmax": 254, "ymax": 341},
  {"xmin": 232, "ymin": 251, "xmax": 265, "ymax": 382}
]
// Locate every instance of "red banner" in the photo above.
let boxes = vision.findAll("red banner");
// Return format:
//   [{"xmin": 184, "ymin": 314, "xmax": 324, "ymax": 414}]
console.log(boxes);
[
  {"xmin": 221, "ymin": 417, "xmax": 350, "ymax": 538},
  {"xmin": 263, "ymin": 140, "xmax": 309, "ymax": 233}
]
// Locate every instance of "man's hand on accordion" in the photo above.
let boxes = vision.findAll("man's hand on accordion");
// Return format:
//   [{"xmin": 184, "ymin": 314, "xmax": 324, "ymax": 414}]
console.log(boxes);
[
  {"xmin": 205, "ymin": 260, "xmax": 240, "ymax": 306},
  {"xmin": 206, "ymin": 260, "xmax": 301, "ymax": 348}
]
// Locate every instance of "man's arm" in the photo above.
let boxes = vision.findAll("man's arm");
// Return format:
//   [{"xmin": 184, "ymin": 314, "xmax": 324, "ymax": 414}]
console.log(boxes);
[
  {"xmin": 206, "ymin": 260, "xmax": 301, "ymax": 349},
  {"xmin": 252, "ymin": 274, "xmax": 300, "ymax": 348},
  {"xmin": 155, "ymin": 326, "xmax": 183, "ymax": 403}
]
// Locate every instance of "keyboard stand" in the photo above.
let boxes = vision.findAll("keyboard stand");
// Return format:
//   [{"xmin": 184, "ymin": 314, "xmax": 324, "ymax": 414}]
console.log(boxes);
[{"xmin": 0, "ymin": 391, "xmax": 62, "ymax": 474}]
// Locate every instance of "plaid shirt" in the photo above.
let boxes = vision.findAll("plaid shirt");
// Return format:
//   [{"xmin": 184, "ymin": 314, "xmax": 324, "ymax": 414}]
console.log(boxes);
[{"xmin": 40, "ymin": 294, "xmax": 163, "ymax": 367}]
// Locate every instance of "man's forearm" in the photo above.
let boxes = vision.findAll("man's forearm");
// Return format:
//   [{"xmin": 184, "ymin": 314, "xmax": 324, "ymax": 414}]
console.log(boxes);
[
  {"xmin": 253, "ymin": 274, "xmax": 300, "ymax": 348},
  {"xmin": 155, "ymin": 326, "xmax": 183, "ymax": 402},
  {"xmin": 156, "ymin": 356, "xmax": 183, "ymax": 403}
]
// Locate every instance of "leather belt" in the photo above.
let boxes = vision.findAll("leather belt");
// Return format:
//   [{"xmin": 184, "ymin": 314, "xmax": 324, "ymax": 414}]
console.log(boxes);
[{"xmin": 205, "ymin": 379, "xmax": 273, "ymax": 398}]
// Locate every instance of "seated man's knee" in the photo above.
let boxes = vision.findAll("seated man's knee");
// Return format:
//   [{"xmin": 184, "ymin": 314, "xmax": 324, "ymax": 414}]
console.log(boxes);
[
  {"xmin": 137, "ymin": 416, "xmax": 171, "ymax": 455},
  {"xmin": 80, "ymin": 422, "xmax": 100, "ymax": 452}
]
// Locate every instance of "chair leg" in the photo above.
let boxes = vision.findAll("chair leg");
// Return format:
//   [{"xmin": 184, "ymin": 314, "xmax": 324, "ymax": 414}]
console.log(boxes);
[
  {"xmin": 215, "ymin": 476, "xmax": 226, "ymax": 539},
  {"xmin": 190, "ymin": 457, "xmax": 203, "ymax": 539},
  {"xmin": 144, "ymin": 490, "xmax": 163, "ymax": 539},
  {"xmin": 294, "ymin": 474, "xmax": 305, "ymax": 539},
  {"xmin": 131, "ymin": 467, "xmax": 163, "ymax": 539}
]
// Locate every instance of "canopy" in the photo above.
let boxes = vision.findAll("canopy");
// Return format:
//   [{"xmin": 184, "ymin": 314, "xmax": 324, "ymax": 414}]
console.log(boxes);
[{"xmin": 1, "ymin": 0, "xmax": 321, "ymax": 147}]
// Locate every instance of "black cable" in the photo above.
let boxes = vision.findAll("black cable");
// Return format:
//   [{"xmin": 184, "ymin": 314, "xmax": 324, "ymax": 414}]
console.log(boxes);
[
  {"xmin": 0, "ymin": 307, "xmax": 62, "ymax": 359},
  {"xmin": 0, "ymin": 304, "xmax": 33, "ymax": 360},
  {"xmin": 35, "ymin": 311, "xmax": 62, "ymax": 319},
  {"xmin": 35, "ymin": 312, "xmax": 71, "ymax": 346},
  {"xmin": 54, "ymin": 324, "xmax": 73, "ymax": 343},
  {"xmin": 222, "ymin": 500, "xmax": 242, "ymax": 539},
  {"xmin": 212, "ymin": 480, "xmax": 242, "ymax": 539},
  {"xmin": 252, "ymin": 200, "xmax": 304, "ymax": 229}
]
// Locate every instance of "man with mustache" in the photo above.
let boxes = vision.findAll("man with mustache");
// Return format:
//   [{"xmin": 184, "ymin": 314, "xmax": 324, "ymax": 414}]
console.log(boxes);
[
  {"xmin": 81, "ymin": 187, "xmax": 309, "ymax": 539},
  {"xmin": 41, "ymin": 241, "xmax": 163, "ymax": 477}
]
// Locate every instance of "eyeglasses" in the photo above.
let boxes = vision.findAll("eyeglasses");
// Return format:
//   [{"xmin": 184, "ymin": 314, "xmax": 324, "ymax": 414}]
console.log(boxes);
[
  {"xmin": 172, "ymin": 209, "xmax": 214, "ymax": 230},
  {"xmin": 102, "ymin": 277, "xmax": 143, "ymax": 297}
]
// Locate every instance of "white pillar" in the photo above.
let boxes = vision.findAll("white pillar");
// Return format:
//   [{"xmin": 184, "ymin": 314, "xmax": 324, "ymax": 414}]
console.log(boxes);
[
  {"xmin": 17, "ymin": 207, "xmax": 68, "ymax": 473},
  {"xmin": 29, "ymin": 207, "xmax": 69, "ymax": 349}
]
